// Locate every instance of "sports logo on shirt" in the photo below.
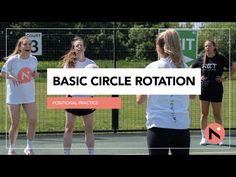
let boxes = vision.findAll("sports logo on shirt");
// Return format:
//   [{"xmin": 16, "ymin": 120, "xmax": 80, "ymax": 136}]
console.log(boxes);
[
  {"xmin": 202, "ymin": 63, "xmax": 217, "ymax": 71},
  {"xmin": 18, "ymin": 67, "xmax": 33, "ymax": 84}
]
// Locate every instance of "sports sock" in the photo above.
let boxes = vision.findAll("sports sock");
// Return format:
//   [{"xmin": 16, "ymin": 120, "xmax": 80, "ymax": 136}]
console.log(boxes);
[
  {"xmin": 88, "ymin": 148, "xmax": 94, "ymax": 155},
  {"xmin": 9, "ymin": 144, "xmax": 15, "ymax": 150},
  {"xmin": 26, "ymin": 139, "xmax": 33, "ymax": 149},
  {"xmin": 64, "ymin": 148, "xmax": 71, "ymax": 155},
  {"xmin": 201, "ymin": 129, "xmax": 205, "ymax": 139}
]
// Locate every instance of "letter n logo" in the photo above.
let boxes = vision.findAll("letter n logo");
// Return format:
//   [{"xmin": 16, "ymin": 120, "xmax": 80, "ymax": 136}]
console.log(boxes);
[
  {"xmin": 18, "ymin": 67, "xmax": 33, "ymax": 84},
  {"xmin": 205, "ymin": 123, "xmax": 225, "ymax": 144}
]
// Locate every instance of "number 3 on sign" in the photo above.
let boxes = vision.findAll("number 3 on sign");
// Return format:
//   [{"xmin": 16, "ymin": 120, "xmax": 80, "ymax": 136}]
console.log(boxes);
[
  {"xmin": 31, "ymin": 40, "xmax": 39, "ymax": 53},
  {"xmin": 25, "ymin": 33, "xmax": 42, "ymax": 56}
]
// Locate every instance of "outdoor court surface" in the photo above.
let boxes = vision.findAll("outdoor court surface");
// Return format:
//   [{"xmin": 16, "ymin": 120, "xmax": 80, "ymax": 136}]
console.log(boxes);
[{"xmin": 0, "ymin": 131, "xmax": 236, "ymax": 155}]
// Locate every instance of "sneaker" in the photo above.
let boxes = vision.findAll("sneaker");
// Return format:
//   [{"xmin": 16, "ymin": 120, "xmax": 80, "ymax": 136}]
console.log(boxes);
[
  {"xmin": 218, "ymin": 141, "xmax": 223, "ymax": 146},
  {"xmin": 200, "ymin": 138, "xmax": 207, "ymax": 145},
  {"xmin": 8, "ymin": 149, "xmax": 16, "ymax": 155},
  {"xmin": 24, "ymin": 148, "xmax": 35, "ymax": 155}
]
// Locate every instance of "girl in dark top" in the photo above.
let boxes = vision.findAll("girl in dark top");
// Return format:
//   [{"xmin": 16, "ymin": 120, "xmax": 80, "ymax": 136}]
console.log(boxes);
[{"xmin": 191, "ymin": 39, "xmax": 235, "ymax": 145}]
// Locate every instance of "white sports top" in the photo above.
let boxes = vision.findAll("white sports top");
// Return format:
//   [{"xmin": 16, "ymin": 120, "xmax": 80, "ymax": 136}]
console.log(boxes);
[
  {"xmin": 64, "ymin": 58, "xmax": 96, "ymax": 97},
  {"xmin": 145, "ymin": 57, "xmax": 190, "ymax": 129},
  {"xmin": 1, "ymin": 54, "xmax": 38, "ymax": 104}
]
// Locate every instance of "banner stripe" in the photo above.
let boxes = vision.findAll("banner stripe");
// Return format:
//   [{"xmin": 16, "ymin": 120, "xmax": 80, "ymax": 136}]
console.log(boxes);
[{"xmin": 47, "ymin": 97, "xmax": 121, "ymax": 109}]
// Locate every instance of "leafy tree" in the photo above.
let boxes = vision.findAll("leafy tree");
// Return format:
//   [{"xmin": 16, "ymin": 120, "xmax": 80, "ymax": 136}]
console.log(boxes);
[{"xmin": 198, "ymin": 22, "xmax": 236, "ymax": 62}]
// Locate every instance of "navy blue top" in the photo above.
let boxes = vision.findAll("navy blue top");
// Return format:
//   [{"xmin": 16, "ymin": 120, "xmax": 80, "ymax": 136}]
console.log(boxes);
[{"xmin": 191, "ymin": 54, "xmax": 231, "ymax": 82}]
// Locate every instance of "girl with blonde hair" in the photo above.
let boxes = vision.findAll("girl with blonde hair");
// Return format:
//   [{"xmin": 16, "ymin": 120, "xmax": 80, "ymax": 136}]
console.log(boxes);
[
  {"xmin": 137, "ymin": 29, "xmax": 194, "ymax": 155},
  {"xmin": 1, "ymin": 36, "xmax": 39, "ymax": 155}
]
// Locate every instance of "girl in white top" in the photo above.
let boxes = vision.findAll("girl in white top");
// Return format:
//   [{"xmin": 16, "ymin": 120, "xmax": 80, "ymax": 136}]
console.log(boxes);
[
  {"xmin": 136, "ymin": 29, "xmax": 195, "ymax": 155},
  {"xmin": 145, "ymin": 57, "xmax": 190, "ymax": 130},
  {"xmin": 2, "ymin": 54, "xmax": 38, "ymax": 104},
  {"xmin": 1, "ymin": 36, "xmax": 39, "ymax": 155},
  {"xmin": 61, "ymin": 36, "xmax": 97, "ymax": 155}
]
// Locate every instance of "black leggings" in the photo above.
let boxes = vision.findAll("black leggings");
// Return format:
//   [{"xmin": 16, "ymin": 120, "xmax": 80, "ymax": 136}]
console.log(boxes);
[{"xmin": 147, "ymin": 127, "xmax": 190, "ymax": 155}]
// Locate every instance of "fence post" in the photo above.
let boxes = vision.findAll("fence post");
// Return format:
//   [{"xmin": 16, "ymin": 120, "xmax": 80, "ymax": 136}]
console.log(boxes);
[
  {"xmin": 111, "ymin": 23, "xmax": 119, "ymax": 133},
  {"xmin": 112, "ymin": 95, "xmax": 119, "ymax": 133}
]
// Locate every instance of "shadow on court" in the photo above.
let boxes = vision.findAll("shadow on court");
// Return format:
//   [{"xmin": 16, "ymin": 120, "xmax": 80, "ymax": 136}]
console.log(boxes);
[{"xmin": 0, "ymin": 131, "xmax": 236, "ymax": 155}]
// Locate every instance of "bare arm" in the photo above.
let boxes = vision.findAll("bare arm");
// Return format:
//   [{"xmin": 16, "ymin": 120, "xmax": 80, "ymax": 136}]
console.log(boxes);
[
  {"xmin": 215, "ymin": 64, "xmax": 236, "ymax": 82},
  {"xmin": 1, "ymin": 72, "xmax": 17, "ymax": 80},
  {"xmin": 230, "ymin": 64, "xmax": 236, "ymax": 77},
  {"xmin": 136, "ymin": 95, "xmax": 147, "ymax": 104},
  {"xmin": 32, "ymin": 71, "xmax": 40, "ymax": 78},
  {"xmin": 1, "ymin": 72, "xmax": 20, "ymax": 86}
]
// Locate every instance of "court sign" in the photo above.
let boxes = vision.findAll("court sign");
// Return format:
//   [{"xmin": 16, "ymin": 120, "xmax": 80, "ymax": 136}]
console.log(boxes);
[
  {"xmin": 159, "ymin": 29, "xmax": 198, "ymax": 65},
  {"xmin": 25, "ymin": 32, "xmax": 42, "ymax": 55}
]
